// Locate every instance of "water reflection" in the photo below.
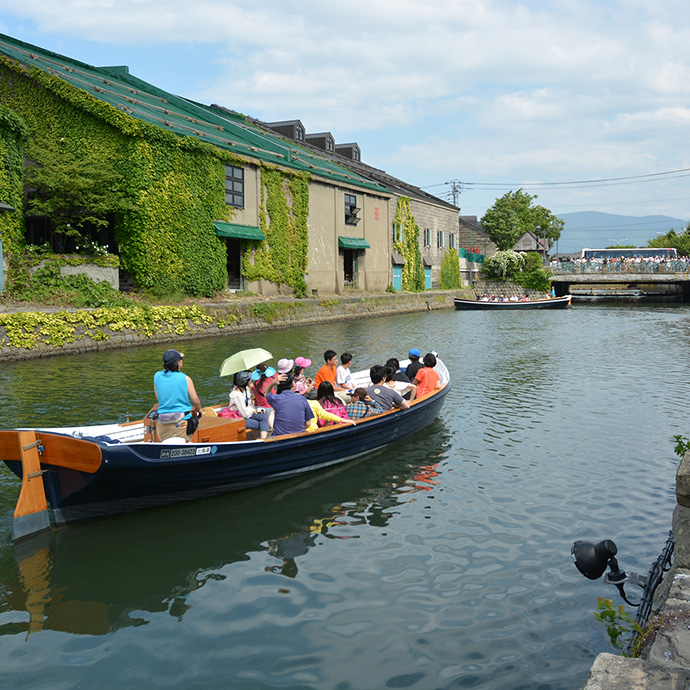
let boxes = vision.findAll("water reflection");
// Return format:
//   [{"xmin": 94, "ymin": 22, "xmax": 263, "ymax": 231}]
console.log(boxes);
[{"xmin": 2, "ymin": 422, "xmax": 450, "ymax": 637}]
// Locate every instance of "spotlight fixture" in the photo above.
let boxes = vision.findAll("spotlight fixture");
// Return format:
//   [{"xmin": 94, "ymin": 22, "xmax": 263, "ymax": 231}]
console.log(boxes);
[{"xmin": 571, "ymin": 539, "xmax": 647, "ymax": 605}]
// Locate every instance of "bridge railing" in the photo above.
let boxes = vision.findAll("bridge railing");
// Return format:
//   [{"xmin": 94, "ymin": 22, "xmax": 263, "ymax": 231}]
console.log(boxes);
[{"xmin": 553, "ymin": 261, "xmax": 690, "ymax": 274}]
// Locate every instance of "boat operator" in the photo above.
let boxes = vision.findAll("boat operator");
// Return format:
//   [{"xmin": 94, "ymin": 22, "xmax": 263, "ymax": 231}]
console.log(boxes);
[{"xmin": 153, "ymin": 349, "xmax": 203, "ymax": 442}]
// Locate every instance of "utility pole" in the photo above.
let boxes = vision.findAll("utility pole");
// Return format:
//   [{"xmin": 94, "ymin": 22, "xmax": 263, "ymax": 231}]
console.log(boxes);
[{"xmin": 444, "ymin": 180, "xmax": 467, "ymax": 208}]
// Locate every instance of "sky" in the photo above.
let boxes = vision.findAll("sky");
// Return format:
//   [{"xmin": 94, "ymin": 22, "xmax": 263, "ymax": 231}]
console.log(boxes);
[{"xmin": 0, "ymin": 0, "xmax": 689, "ymax": 252}]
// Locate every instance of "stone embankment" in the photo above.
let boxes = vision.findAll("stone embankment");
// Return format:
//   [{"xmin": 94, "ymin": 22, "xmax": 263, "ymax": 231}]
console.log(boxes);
[
  {"xmin": 0, "ymin": 290, "xmax": 472, "ymax": 361},
  {"xmin": 582, "ymin": 452, "xmax": 690, "ymax": 689}
]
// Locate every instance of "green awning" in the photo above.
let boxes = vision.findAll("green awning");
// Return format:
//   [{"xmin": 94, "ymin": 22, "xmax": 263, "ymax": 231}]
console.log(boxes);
[
  {"xmin": 213, "ymin": 221, "xmax": 265, "ymax": 241},
  {"xmin": 338, "ymin": 236, "xmax": 370, "ymax": 250}
]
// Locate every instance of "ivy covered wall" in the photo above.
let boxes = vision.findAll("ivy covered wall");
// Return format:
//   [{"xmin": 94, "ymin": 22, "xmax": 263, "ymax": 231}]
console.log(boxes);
[
  {"xmin": 0, "ymin": 102, "xmax": 27, "ymax": 256},
  {"xmin": 242, "ymin": 166, "xmax": 310, "ymax": 297},
  {"xmin": 393, "ymin": 196, "xmax": 424, "ymax": 291},
  {"xmin": 0, "ymin": 55, "xmax": 246, "ymax": 297}
]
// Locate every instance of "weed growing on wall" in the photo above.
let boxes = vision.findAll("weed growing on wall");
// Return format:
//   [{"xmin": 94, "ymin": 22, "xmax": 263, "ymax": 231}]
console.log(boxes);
[
  {"xmin": 242, "ymin": 167, "xmax": 310, "ymax": 297},
  {"xmin": 393, "ymin": 197, "xmax": 424, "ymax": 291},
  {"xmin": 0, "ymin": 103, "xmax": 28, "ymax": 256}
]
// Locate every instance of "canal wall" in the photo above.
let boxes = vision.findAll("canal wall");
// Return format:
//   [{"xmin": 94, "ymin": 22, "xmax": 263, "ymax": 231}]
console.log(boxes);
[
  {"xmin": 0, "ymin": 290, "xmax": 471, "ymax": 361},
  {"xmin": 581, "ymin": 452, "xmax": 690, "ymax": 689}
]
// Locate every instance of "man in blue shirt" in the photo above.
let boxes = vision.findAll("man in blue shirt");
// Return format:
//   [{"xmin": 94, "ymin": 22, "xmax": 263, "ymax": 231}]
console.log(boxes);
[{"xmin": 266, "ymin": 373, "xmax": 314, "ymax": 436}]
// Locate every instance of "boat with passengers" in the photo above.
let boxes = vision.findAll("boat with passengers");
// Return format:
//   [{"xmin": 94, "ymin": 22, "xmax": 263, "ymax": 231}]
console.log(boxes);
[{"xmin": 0, "ymin": 354, "xmax": 450, "ymax": 542}]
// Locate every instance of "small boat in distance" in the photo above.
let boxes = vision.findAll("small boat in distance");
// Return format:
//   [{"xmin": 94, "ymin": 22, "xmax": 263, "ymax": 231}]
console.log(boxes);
[
  {"xmin": 0, "ymin": 357, "xmax": 450, "ymax": 542},
  {"xmin": 454, "ymin": 295, "xmax": 572, "ymax": 310}
]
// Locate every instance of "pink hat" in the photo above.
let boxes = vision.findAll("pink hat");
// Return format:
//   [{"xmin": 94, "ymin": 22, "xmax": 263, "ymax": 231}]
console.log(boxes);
[
  {"xmin": 277, "ymin": 358, "xmax": 294, "ymax": 374},
  {"xmin": 295, "ymin": 356, "xmax": 312, "ymax": 368}
]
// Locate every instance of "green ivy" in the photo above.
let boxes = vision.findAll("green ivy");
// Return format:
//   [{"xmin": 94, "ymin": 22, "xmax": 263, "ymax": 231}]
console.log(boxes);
[
  {"xmin": 438, "ymin": 248, "xmax": 461, "ymax": 289},
  {"xmin": 393, "ymin": 197, "xmax": 424, "ymax": 291},
  {"xmin": 241, "ymin": 166, "xmax": 310, "ymax": 297},
  {"xmin": 0, "ymin": 54, "xmax": 252, "ymax": 298},
  {"xmin": 0, "ymin": 305, "xmax": 237, "ymax": 349},
  {"xmin": 0, "ymin": 103, "xmax": 28, "ymax": 257}
]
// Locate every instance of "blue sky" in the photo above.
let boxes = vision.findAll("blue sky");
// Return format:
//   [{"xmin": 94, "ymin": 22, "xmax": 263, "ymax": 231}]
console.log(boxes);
[{"xmin": 0, "ymin": 0, "xmax": 689, "ymax": 252}]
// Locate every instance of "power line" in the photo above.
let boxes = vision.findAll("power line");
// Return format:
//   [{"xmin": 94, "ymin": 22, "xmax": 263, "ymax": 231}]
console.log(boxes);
[{"xmin": 423, "ymin": 167, "xmax": 690, "ymax": 192}]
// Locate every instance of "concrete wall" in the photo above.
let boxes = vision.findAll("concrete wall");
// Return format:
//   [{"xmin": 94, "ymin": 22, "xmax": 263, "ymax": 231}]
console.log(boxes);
[
  {"xmin": 0, "ymin": 290, "xmax": 469, "ymax": 361},
  {"xmin": 31, "ymin": 258, "xmax": 119, "ymax": 289},
  {"xmin": 307, "ymin": 179, "xmax": 391, "ymax": 294}
]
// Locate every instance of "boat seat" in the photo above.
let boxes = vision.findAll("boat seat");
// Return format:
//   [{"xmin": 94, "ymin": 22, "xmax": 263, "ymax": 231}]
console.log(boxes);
[{"xmin": 191, "ymin": 416, "xmax": 246, "ymax": 443}]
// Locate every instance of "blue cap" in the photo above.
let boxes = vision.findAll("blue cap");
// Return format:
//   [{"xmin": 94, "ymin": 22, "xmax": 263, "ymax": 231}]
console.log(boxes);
[
  {"xmin": 409, "ymin": 348, "xmax": 421, "ymax": 358},
  {"xmin": 251, "ymin": 366, "xmax": 275, "ymax": 381}
]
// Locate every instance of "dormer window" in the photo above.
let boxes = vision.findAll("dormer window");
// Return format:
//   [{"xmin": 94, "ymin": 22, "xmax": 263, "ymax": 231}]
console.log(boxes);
[
  {"xmin": 296, "ymin": 125, "xmax": 304, "ymax": 141},
  {"xmin": 326, "ymin": 138, "xmax": 334, "ymax": 153}
]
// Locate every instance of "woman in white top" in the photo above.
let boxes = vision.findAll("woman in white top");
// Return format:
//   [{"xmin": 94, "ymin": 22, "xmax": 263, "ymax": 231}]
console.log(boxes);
[{"xmin": 229, "ymin": 370, "xmax": 274, "ymax": 438}]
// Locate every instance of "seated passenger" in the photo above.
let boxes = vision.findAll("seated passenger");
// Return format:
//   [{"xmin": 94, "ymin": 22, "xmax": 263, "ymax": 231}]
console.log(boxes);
[
  {"xmin": 336, "ymin": 352, "xmax": 355, "ymax": 392},
  {"xmin": 228, "ymin": 370, "xmax": 273, "ymax": 439},
  {"xmin": 266, "ymin": 373, "xmax": 314, "ymax": 436},
  {"xmin": 292, "ymin": 356, "xmax": 314, "ymax": 396},
  {"xmin": 404, "ymin": 348, "xmax": 423, "ymax": 381},
  {"xmin": 385, "ymin": 358, "xmax": 416, "ymax": 400},
  {"xmin": 252, "ymin": 364, "xmax": 277, "ymax": 408},
  {"xmin": 315, "ymin": 381, "xmax": 349, "ymax": 427},
  {"xmin": 346, "ymin": 387, "xmax": 385, "ymax": 419},
  {"xmin": 413, "ymin": 353, "xmax": 442, "ymax": 398},
  {"xmin": 365, "ymin": 365, "xmax": 409, "ymax": 411},
  {"xmin": 306, "ymin": 399, "xmax": 356, "ymax": 432}
]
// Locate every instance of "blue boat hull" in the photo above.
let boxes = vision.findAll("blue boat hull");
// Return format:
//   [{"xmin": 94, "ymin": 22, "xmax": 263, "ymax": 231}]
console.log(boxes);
[{"xmin": 6, "ymin": 382, "xmax": 450, "ymax": 524}]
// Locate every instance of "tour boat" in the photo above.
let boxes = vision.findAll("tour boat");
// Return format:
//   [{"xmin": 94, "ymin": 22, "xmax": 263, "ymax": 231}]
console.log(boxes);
[
  {"xmin": 0, "ymin": 358, "xmax": 450, "ymax": 541},
  {"xmin": 454, "ymin": 295, "xmax": 572, "ymax": 310}
]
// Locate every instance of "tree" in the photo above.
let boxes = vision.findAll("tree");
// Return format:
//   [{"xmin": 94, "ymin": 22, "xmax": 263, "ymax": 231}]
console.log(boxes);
[
  {"xmin": 24, "ymin": 137, "xmax": 136, "ymax": 245},
  {"xmin": 481, "ymin": 189, "xmax": 564, "ymax": 251},
  {"xmin": 647, "ymin": 225, "xmax": 690, "ymax": 256}
]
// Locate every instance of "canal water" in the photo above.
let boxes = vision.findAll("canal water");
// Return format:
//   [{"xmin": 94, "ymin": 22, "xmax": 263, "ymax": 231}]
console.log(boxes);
[{"xmin": 0, "ymin": 302, "xmax": 688, "ymax": 689}]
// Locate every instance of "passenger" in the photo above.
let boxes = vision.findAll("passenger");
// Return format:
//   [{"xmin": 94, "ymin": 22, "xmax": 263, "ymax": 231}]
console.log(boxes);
[
  {"xmin": 384, "ymin": 361, "xmax": 416, "ymax": 401},
  {"xmin": 346, "ymin": 387, "xmax": 385, "ymax": 419},
  {"xmin": 365, "ymin": 365, "xmax": 409, "ymax": 411},
  {"xmin": 314, "ymin": 349, "xmax": 350, "ymax": 402},
  {"xmin": 336, "ymin": 352, "xmax": 355, "ymax": 392},
  {"xmin": 306, "ymin": 399, "xmax": 356, "ymax": 432},
  {"xmin": 228, "ymin": 370, "xmax": 273, "ymax": 439},
  {"xmin": 153, "ymin": 349, "xmax": 202, "ymax": 442},
  {"xmin": 404, "ymin": 348, "xmax": 424, "ymax": 381},
  {"xmin": 252, "ymin": 363, "xmax": 277, "ymax": 408},
  {"xmin": 265, "ymin": 372, "xmax": 314, "ymax": 436},
  {"xmin": 315, "ymin": 381, "xmax": 350, "ymax": 427},
  {"xmin": 385, "ymin": 358, "xmax": 410, "ymax": 383},
  {"xmin": 413, "ymin": 353, "xmax": 442, "ymax": 398},
  {"xmin": 292, "ymin": 356, "xmax": 314, "ymax": 396}
]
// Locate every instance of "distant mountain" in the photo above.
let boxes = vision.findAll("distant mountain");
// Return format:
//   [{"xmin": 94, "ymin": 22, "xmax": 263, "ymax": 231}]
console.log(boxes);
[{"xmin": 555, "ymin": 211, "xmax": 687, "ymax": 253}]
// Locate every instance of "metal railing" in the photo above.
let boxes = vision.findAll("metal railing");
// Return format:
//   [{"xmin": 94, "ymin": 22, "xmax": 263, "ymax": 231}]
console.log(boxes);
[{"xmin": 553, "ymin": 261, "xmax": 690, "ymax": 274}]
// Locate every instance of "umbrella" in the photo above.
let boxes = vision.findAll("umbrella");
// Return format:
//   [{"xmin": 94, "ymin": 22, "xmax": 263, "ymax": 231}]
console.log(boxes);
[{"xmin": 219, "ymin": 348, "xmax": 273, "ymax": 377}]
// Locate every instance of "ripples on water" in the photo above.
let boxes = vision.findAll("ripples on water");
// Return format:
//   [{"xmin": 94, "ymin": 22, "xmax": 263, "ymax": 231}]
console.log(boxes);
[{"xmin": 0, "ymin": 302, "xmax": 688, "ymax": 689}]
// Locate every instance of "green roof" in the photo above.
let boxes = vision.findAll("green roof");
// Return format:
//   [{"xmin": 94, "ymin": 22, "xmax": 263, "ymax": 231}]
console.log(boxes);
[
  {"xmin": 0, "ymin": 33, "xmax": 389, "ymax": 196},
  {"xmin": 213, "ymin": 221, "xmax": 265, "ymax": 241},
  {"xmin": 338, "ymin": 236, "xmax": 371, "ymax": 250}
]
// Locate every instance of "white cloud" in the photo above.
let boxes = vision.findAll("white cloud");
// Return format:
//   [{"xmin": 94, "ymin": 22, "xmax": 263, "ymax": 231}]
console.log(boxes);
[{"xmin": 0, "ymin": 0, "xmax": 689, "ymax": 219}]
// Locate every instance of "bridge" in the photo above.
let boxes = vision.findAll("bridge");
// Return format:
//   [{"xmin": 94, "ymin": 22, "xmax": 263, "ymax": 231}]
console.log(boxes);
[{"xmin": 550, "ymin": 261, "xmax": 690, "ymax": 297}]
